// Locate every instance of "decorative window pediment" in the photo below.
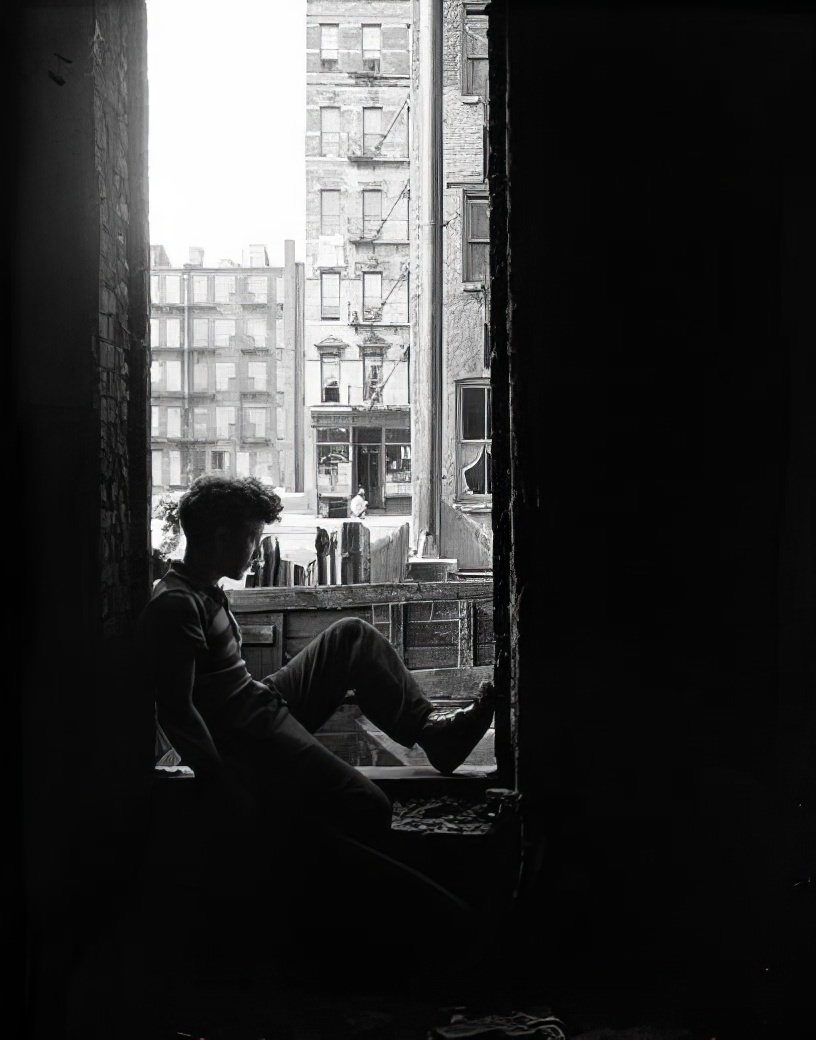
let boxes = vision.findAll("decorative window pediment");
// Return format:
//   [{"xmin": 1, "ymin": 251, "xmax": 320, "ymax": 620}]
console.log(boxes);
[{"xmin": 314, "ymin": 335, "xmax": 349, "ymax": 356}]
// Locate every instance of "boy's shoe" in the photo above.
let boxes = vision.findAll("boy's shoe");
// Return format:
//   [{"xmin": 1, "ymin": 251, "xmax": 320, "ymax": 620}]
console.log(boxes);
[{"xmin": 417, "ymin": 682, "xmax": 495, "ymax": 775}]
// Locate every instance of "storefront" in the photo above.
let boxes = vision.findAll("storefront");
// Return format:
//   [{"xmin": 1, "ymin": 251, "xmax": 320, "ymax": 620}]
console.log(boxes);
[{"xmin": 312, "ymin": 408, "xmax": 412, "ymax": 516}]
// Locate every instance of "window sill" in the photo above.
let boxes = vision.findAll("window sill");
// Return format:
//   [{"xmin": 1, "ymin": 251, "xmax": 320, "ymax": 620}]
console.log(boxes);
[
  {"xmin": 455, "ymin": 500, "xmax": 492, "ymax": 514},
  {"xmin": 462, "ymin": 282, "xmax": 485, "ymax": 293}
]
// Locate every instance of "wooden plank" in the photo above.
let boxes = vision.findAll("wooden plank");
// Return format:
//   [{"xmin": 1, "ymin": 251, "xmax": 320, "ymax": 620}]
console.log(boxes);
[
  {"xmin": 404, "ymin": 620, "xmax": 459, "ymax": 647},
  {"xmin": 282, "ymin": 608, "xmax": 372, "ymax": 640},
  {"xmin": 243, "ymin": 645, "xmax": 279, "ymax": 682},
  {"xmin": 227, "ymin": 580, "xmax": 492, "ymax": 612},
  {"xmin": 389, "ymin": 601, "xmax": 405, "ymax": 661},
  {"xmin": 406, "ymin": 601, "xmax": 460, "ymax": 622},
  {"xmin": 341, "ymin": 521, "xmax": 371, "ymax": 584},
  {"xmin": 405, "ymin": 646, "xmax": 458, "ymax": 670},
  {"xmin": 411, "ymin": 665, "xmax": 494, "ymax": 700},
  {"xmin": 458, "ymin": 599, "xmax": 474, "ymax": 667},
  {"xmin": 475, "ymin": 643, "xmax": 495, "ymax": 668},
  {"xmin": 240, "ymin": 625, "xmax": 276, "ymax": 644},
  {"xmin": 315, "ymin": 527, "xmax": 330, "ymax": 585}
]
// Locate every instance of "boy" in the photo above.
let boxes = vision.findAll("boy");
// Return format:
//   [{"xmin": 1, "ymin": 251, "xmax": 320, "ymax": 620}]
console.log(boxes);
[{"xmin": 137, "ymin": 475, "xmax": 495, "ymax": 848}]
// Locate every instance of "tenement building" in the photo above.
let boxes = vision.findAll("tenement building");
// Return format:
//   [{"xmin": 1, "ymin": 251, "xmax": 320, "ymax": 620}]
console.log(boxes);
[
  {"xmin": 149, "ymin": 241, "xmax": 304, "ymax": 502},
  {"xmin": 304, "ymin": 1, "xmax": 413, "ymax": 517}
]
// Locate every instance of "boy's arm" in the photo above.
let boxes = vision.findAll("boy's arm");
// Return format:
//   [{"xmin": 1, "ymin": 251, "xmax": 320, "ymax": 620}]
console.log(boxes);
[
  {"xmin": 141, "ymin": 591, "xmax": 225, "ymax": 784},
  {"xmin": 152, "ymin": 649, "xmax": 225, "ymax": 784}
]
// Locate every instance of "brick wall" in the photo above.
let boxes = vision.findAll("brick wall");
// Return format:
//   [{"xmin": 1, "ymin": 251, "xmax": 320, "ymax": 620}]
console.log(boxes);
[{"xmin": 92, "ymin": 0, "xmax": 150, "ymax": 633}]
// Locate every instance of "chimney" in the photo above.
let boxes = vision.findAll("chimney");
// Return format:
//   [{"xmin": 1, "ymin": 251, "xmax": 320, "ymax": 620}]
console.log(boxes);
[
  {"xmin": 187, "ymin": 246, "xmax": 205, "ymax": 266},
  {"xmin": 245, "ymin": 243, "xmax": 270, "ymax": 267}
]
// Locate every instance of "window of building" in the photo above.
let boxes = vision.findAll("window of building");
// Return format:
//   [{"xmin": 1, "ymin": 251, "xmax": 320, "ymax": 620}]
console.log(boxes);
[
  {"xmin": 211, "ymin": 450, "xmax": 228, "ymax": 471},
  {"xmin": 246, "ymin": 317, "xmax": 267, "ymax": 347},
  {"xmin": 276, "ymin": 391, "xmax": 286, "ymax": 438},
  {"xmin": 463, "ymin": 9, "xmax": 488, "ymax": 97},
  {"xmin": 363, "ymin": 355, "xmax": 383, "ymax": 402},
  {"xmin": 362, "ymin": 271, "xmax": 382, "ymax": 321},
  {"xmin": 165, "ymin": 317, "xmax": 181, "ymax": 348},
  {"xmin": 383, "ymin": 268, "xmax": 410, "ymax": 323},
  {"xmin": 214, "ymin": 319, "xmax": 235, "ymax": 347},
  {"xmin": 463, "ymin": 193, "xmax": 489, "ymax": 283},
  {"xmin": 165, "ymin": 275, "xmax": 182, "ymax": 304},
  {"xmin": 215, "ymin": 362, "xmax": 235, "ymax": 391},
  {"xmin": 320, "ymin": 106, "xmax": 341, "ymax": 156},
  {"xmin": 321, "ymin": 189, "xmax": 341, "ymax": 235},
  {"xmin": 193, "ymin": 318, "xmax": 209, "ymax": 347},
  {"xmin": 244, "ymin": 406, "xmax": 267, "ymax": 438},
  {"xmin": 214, "ymin": 275, "xmax": 236, "ymax": 303},
  {"xmin": 317, "ymin": 427, "xmax": 351, "ymax": 491},
  {"xmin": 320, "ymin": 23, "xmax": 339, "ymax": 69},
  {"xmin": 362, "ymin": 106, "xmax": 383, "ymax": 154},
  {"xmin": 215, "ymin": 407, "xmax": 235, "ymax": 439},
  {"xmin": 236, "ymin": 452, "xmax": 251, "ymax": 477},
  {"xmin": 321, "ymin": 354, "xmax": 341, "ymax": 403},
  {"xmin": 192, "ymin": 275, "xmax": 209, "ymax": 303},
  {"xmin": 169, "ymin": 449, "xmax": 182, "ymax": 485},
  {"xmin": 321, "ymin": 271, "xmax": 341, "ymax": 319},
  {"xmin": 385, "ymin": 427, "xmax": 411, "ymax": 486},
  {"xmin": 246, "ymin": 275, "xmax": 268, "ymax": 302},
  {"xmin": 248, "ymin": 361, "xmax": 267, "ymax": 391},
  {"xmin": 165, "ymin": 360, "xmax": 182, "ymax": 391},
  {"xmin": 362, "ymin": 24, "xmax": 381, "ymax": 72},
  {"xmin": 166, "ymin": 406, "xmax": 181, "ymax": 438},
  {"xmin": 151, "ymin": 406, "xmax": 159, "ymax": 437},
  {"xmin": 193, "ymin": 354, "xmax": 209, "ymax": 391},
  {"xmin": 458, "ymin": 381, "xmax": 492, "ymax": 498},
  {"xmin": 362, "ymin": 189, "xmax": 382, "ymax": 238},
  {"xmin": 151, "ymin": 450, "xmax": 163, "ymax": 488},
  {"xmin": 193, "ymin": 407, "xmax": 208, "ymax": 439},
  {"xmin": 150, "ymin": 274, "xmax": 159, "ymax": 302},
  {"xmin": 150, "ymin": 317, "xmax": 159, "ymax": 345}
]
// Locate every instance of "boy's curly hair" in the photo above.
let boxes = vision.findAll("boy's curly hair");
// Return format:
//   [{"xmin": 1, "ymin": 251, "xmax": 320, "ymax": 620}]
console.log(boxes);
[{"xmin": 178, "ymin": 476, "xmax": 283, "ymax": 541}]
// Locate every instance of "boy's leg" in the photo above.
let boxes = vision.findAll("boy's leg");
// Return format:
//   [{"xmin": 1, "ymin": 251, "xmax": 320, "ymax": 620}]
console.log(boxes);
[
  {"xmin": 225, "ymin": 710, "xmax": 392, "ymax": 848},
  {"xmin": 265, "ymin": 617, "xmax": 432, "ymax": 747}
]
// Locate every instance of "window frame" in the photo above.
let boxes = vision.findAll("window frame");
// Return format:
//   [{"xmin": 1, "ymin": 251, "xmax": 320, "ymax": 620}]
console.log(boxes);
[
  {"xmin": 362, "ymin": 189, "xmax": 382, "ymax": 239},
  {"xmin": 320, "ymin": 271, "xmax": 342, "ymax": 320},
  {"xmin": 362, "ymin": 271, "xmax": 383, "ymax": 321},
  {"xmin": 361, "ymin": 23, "xmax": 381, "ymax": 72},
  {"xmin": 462, "ymin": 6, "xmax": 489, "ymax": 98},
  {"xmin": 320, "ymin": 353, "xmax": 341, "ymax": 403},
  {"xmin": 320, "ymin": 189, "xmax": 341, "ymax": 236},
  {"xmin": 320, "ymin": 23, "xmax": 339, "ymax": 69},
  {"xmin": 320, "ymin": 106, "xmax": 341, "ymax": 156},
  {"xmin": 362, "ymin": 106, "xmax": 383, "ymax": 155},
  {"xmin": 463, "ymin": 191, "xmax": 490, "ymax": 285},
  {"xmin": 456, "ymin": 379, "xmax": 493, "ymax": 501}
]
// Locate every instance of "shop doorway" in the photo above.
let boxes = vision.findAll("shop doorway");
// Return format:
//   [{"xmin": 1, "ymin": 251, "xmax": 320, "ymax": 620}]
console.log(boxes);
[{"xmin": 355, "ymin": 440, "xmax": 383, "ymax": 510}]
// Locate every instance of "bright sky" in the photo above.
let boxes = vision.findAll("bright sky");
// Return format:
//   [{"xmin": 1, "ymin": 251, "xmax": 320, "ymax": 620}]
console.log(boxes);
[{"xmin": 146, "ymin": 0, "xmax": 306, "ymax": 268}]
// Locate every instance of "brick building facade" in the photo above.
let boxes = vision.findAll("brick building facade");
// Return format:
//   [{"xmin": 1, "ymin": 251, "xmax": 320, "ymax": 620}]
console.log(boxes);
[
  {"xmin": 304, "ymin": 0, "xmax": 413, "ymax": 517},
  {"xmin": 149, "ymin": 241, "xmax": 304, "ymax": 499}
]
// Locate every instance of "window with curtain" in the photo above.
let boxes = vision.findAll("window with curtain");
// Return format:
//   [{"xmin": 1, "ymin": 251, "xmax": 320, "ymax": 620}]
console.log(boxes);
[{"xmin": 458, "ymin": 381, "xmax": 492, "ymax": 498}]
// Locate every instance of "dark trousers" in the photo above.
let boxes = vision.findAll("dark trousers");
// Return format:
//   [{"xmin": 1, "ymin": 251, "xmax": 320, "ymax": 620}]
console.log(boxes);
[
  {"xmin": 191, "ymin": 619, "xmax": 475, "ymax": 980},
  {"xmin": 223, "ymin": 616, "xmax": 434, "ymax": 848}
]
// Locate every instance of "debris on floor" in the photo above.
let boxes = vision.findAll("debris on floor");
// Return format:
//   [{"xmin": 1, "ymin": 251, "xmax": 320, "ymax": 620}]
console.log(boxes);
[
  {"xmin": 390, "ymin": 795, "xmax": 497, "ymax": 834},
  {"xmin": 429, "ymin": 1008, "xmax": 567, "ymax": 1038}
]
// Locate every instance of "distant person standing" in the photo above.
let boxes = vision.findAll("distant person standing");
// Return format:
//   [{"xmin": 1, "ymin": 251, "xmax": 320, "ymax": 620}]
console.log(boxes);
[{"xmin": 349, "ymin": 487, "xmax": 367, "ymax": 518}]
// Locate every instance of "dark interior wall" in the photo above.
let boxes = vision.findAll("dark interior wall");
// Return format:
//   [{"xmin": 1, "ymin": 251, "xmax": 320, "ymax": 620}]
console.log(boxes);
[
  {"xmin": 496, "ymin": 0, "xmax": 815, "ymax": 984},
  {"xmin": 11, "ymin": 1, "xmax": 151, "ymax": 1033}
]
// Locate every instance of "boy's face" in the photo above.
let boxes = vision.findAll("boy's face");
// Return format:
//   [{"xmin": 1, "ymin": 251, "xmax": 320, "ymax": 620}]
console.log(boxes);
[{"xmin": 216, "ymin": 520, "xmax": 265, "ymax": 580}]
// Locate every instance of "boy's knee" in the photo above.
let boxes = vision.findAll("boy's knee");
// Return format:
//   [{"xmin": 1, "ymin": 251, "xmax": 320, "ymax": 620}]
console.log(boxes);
[{"xmin": 332, "ymin": 616, "xmax": 378, "ymax": 644}]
